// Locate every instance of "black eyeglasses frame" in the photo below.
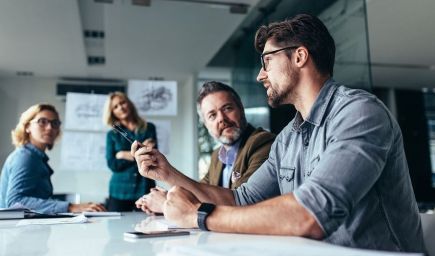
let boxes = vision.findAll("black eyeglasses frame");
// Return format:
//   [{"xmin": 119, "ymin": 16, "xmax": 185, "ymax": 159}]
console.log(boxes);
[
  {"xmin": 260, "ymin": 46, "xmax": 299, "ymax": 71},
  {"xmin": 31, "ymin": 118, "xmax": 62, "ymax": 129}
]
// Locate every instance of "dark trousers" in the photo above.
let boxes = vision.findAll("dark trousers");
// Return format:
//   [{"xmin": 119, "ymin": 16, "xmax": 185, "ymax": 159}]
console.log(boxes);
[{"xmin": 106, "ymin": 197, "xmax": 139, "ymax": 212}]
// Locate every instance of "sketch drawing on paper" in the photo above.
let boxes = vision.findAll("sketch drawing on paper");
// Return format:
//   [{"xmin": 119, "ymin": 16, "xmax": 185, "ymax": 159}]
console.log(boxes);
[
  {"xmin": 128, "ymin": 80, "xmax": 177, "ymax": 116},
  {"xmin": 137, "ymin": 86, "xmax": 172, "ymax": 112},
  {"xmin": 75, "ymin": 103, "xmax": 101, "ymax": 118},
  {"xmin": 65, "ymin": 92, "xmax": 108, "ymax": 131}
]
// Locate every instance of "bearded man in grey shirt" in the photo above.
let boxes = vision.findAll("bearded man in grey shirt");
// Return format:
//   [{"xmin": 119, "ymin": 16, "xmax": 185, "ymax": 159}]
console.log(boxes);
[{"xmin": 132, "ymin": 14, "xmax": 425, "ymax": 253}]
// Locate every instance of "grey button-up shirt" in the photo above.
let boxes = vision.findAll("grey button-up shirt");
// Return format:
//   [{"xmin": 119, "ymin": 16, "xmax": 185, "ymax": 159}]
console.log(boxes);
[{"xmin": 234, "ymin": 79, "xmax": 425, "ymax": 252}]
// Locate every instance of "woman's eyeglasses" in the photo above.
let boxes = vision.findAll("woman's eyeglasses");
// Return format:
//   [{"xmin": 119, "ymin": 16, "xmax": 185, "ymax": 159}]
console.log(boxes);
[{"xmin": 31, "ymin": 118, "xmax": 62, "ymax": 129}]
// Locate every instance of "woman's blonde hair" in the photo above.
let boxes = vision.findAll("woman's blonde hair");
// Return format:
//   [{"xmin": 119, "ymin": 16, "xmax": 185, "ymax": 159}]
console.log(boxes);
[
  {"xmin": 11, "ymin": 103, "xmax": 60, "ymax": 148},
  {"xmin": 102, "ymin": 91, "xmax": 147, "ymax": 132}
]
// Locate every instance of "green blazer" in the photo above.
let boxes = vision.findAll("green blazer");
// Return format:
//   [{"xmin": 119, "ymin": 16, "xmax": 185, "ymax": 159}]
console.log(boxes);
[{"xmin": 201, "ymin": 124, "xmax": 275, "ymax": 189}]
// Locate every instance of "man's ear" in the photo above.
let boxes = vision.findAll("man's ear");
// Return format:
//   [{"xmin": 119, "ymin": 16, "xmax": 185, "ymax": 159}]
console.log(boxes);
[{"xmin": 294, "ymin": 47, "xmax": 309, "ymax": 67}]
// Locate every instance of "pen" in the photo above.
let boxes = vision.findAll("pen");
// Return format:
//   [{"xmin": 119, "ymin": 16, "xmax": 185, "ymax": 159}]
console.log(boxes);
[
  {"xmin": 112, "ymin": 123, "xmax": 135, "ymax": 144},
  {"xmin": 112, "ymin": 124, "xmax": 154, "ymax": 150}
]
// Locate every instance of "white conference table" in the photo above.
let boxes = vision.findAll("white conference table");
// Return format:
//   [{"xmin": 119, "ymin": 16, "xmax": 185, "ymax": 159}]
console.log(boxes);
[{"xmin": 0, "ymin": 212, "xmax": 422, "ymax": 256}]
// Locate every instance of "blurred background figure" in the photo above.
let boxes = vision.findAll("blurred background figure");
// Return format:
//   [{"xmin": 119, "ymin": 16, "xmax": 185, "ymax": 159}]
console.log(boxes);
[
  {"xmin": 103, "ymin": 91, "xmax": 157, "ymax": 211},
  {"xmin": 0, "ymin": 103, "xmax": 106, "ymax": 214}
]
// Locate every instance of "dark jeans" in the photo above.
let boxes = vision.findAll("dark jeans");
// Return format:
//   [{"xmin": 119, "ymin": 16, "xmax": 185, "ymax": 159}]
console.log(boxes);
[{"xmin": 106, "ymin": 197, "xmax": 139, "ymax": 212}]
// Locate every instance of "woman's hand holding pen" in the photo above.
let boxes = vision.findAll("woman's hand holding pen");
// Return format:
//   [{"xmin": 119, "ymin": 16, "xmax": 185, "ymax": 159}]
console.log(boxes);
[{"xmin": 131, "ymin": 140, "xmax": 175, "ymax": 183}]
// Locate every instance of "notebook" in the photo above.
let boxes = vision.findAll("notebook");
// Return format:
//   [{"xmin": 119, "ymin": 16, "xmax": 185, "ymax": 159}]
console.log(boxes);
[{"xmin": 0, "ymin": 207, "xmax": 75, "ymax": 220}]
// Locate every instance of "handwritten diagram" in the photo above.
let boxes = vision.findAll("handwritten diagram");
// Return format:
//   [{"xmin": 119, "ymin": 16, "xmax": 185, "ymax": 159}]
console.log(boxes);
[
  {"xmin": 65, "ymin": 92, "xmax": 108, "ymax": 131},
  {"xmin": 128, "ymin": 80, "xmax": 177, "ymax": 116}
]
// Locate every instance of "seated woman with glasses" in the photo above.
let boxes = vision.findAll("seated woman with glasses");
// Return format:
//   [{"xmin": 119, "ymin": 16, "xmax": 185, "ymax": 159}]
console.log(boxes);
[{"xmin": 0, "ymin": 103, "xmax": 106, "ymax": 214}]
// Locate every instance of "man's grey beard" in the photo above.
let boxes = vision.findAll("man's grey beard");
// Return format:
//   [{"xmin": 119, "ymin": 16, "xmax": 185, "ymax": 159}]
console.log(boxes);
[{"xmin": 216, "ymin": 127, "xmax": 242, "ymax": 146}]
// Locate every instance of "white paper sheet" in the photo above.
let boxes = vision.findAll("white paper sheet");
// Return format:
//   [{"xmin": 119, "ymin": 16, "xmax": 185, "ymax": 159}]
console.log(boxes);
[
  {"xmin": 60, "ymin": 131, "xmax": 109, "ymax": 171},
  {"xmin": 16, "ymin": 215, "xmax": 89, "ymax": 226},
  {"xmin": 59, "ymin": 212, "xmax": 121, "ymax": 217},
  {"xmin": 148, "ymin": 119, "xmax": 171, "ymax": 155},
  {"xmin": 128, "ymin": 80, "xmax": 177, "ymax": 116},
  {"xmin": 64, "ymin": 92, "xmax": 109, "ymax": 131}
]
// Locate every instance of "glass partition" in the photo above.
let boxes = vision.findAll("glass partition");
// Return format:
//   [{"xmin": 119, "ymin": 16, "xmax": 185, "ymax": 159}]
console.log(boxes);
[
  {"xmin": 423, "ymin": 89, "xmax": 435, "ymax": 188},
  {"xmin": 198, "ymin": 0, "xmax": 372, "ymax": 178}
]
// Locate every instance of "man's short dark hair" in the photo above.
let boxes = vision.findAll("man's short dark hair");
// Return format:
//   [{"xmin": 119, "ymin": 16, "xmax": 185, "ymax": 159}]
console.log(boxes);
[{"xmin": 254, "ymin": 14, "xmax": 335, "ymax": 76}]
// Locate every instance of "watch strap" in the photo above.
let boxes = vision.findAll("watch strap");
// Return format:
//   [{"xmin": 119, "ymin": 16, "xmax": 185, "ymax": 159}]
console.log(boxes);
[{"xmin": 197, "ymin": 203, "xmax": 216, "ymax": 231}]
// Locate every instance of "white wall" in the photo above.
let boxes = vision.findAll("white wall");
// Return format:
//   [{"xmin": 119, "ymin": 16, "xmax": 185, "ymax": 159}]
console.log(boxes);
[{"xmin": 0, "ymin": 76, "xmax": 197, "ymax": 203}]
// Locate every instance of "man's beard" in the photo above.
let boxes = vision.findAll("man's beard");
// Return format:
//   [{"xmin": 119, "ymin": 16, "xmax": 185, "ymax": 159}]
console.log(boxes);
[
  {"xmin": 268, "ymin": 89, "xmax": 288, "ymax": 108},
  {"xmin": 217, "ymin": 127, "xmax": 242, "ymax": 145},
  {"xmin": 267, "ymin": 66, "xmax": 299, "ymax": 107}
]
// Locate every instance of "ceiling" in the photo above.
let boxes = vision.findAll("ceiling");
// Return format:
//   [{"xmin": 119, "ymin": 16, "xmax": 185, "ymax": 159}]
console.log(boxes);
[
  {"xmin": 366, "ymin": 0, "xmax": 435, "ymax": 89},
  {"xmin": 0, "ymin": 0, "xmax": 259, "ymax": 82},
  {"xmin": 0, "ymin": 0, "xmax": 434, "ymax": 89}
]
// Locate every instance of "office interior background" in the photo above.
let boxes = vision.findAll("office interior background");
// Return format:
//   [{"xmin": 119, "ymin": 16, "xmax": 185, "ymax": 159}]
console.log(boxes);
[{"xmin": 0, "ymin": 0, "xmax": 434, "ymax": 206}]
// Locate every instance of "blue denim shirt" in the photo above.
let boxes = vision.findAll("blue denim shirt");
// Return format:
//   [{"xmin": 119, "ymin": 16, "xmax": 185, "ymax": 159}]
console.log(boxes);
[
  {"xmin": 0, "ymin": 143, "xmax": 69, "ymax": 214},
  {"xmin": 234, "ymin": 79, "xmax": 425, "ymax": 252}
]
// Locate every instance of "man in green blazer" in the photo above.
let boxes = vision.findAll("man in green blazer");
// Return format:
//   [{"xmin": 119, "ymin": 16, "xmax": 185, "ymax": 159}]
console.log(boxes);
[{"xmin": 135, "ymin": 81, "xmax": 275, "ymax": 213}]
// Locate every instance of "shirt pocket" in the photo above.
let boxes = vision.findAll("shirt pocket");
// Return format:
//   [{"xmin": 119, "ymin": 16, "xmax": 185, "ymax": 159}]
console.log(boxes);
[
  {"xmin": 279, "ymin": 167, "xmax": 295, "ymax": 193},
  {"xmin": 306, "ymin": 154, "xmax": 320, "ymax": 178}
]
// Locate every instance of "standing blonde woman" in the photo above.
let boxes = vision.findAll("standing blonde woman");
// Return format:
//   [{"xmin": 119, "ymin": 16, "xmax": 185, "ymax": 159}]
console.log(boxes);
[
  {"xmin": 0, "ymin": 103, "xmax": 106, "ymax": 214},
  {"xmin": 103, "ymin": 92, "xmax": 157, "ymax": 211}
]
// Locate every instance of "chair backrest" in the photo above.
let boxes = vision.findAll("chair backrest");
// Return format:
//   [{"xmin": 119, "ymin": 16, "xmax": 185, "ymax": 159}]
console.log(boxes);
[{"xmin": 420, "ymin": 213, "xmax": 435, "ymax": 256}]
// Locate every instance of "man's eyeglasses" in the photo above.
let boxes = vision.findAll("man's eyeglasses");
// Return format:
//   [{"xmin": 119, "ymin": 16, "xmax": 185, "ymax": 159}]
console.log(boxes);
[
  {"xmin": 260, "ymin": 46, "xmax": 299, "ymax": 71},
  {"xmin": 30, "ymin": 118, "xmax": 62, "ymax": 129}
]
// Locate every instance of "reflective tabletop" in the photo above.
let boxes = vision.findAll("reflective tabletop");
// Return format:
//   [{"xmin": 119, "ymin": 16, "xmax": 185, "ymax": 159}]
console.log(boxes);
[{"xmin": 0, "ymin": 212, "xmax": 421, "ymax": 256}]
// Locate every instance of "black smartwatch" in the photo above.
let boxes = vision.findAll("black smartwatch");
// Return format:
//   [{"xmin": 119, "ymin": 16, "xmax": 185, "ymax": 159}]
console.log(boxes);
[{"xmin": 197, "ymin": 203, "xmax": 216, "ymax": 231}]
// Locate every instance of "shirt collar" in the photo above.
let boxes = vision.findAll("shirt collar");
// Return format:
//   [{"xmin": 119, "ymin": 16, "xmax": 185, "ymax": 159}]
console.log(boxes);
[
  {"xmin": 292, "ymin": 78, "xmax": 338, "ymax": 130},
  {"xmin": 218, "ymin": 140, "xmax": 241, "ymax": 166},
  {"xmin": 24, "ymin": 143, "xmax": 49, "ymax": 162}
]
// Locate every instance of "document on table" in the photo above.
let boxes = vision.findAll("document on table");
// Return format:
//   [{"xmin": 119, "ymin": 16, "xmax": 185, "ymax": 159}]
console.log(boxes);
[
  {"xmin": 58, "ymin": 212, "xmax": 122, "ymax": 217},
  {"xmin": 58, "ymin": 211, "xmax": 121, "ymax": 217},
  {"xmin": 82, "ymin": 211, "xmax": 121, "ymax": 217},
  {"xmin": 16, "ymin": 214, "xmax": 89, "ymax": 226}
]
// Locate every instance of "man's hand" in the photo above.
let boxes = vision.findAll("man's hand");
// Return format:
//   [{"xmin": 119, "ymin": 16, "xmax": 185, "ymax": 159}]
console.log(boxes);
[
  {"xmin": 68, "ymin": 202, "xmax": 106, "ymax": 213},
  {"xmin": 163, "ymin": 186, "xmax": 201, "ymax": 228},
  {"xmin": 135, "ymin": 187, "xmax": 167, "ymax": 214},
  {"xmin": 142, "ymin": 138, "xmax": 156, "ymax": 149},
  {"xmin": 131, "ymin": 141, "xmax": 175, "ymax": 182}
]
